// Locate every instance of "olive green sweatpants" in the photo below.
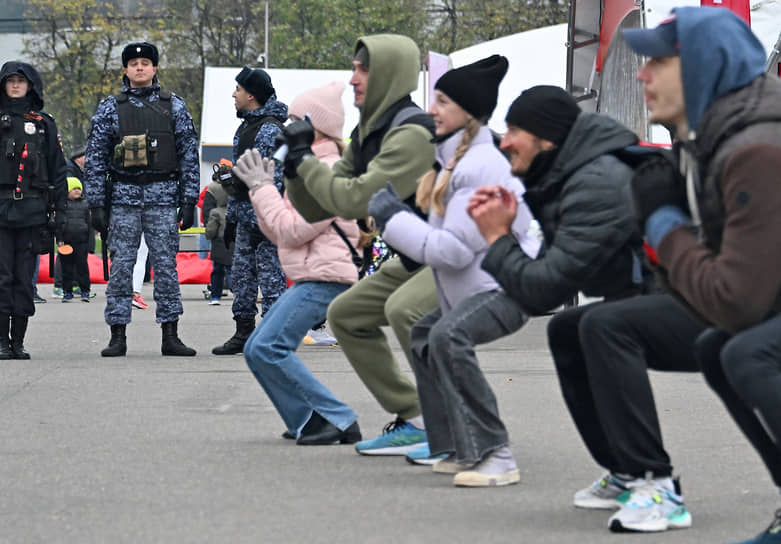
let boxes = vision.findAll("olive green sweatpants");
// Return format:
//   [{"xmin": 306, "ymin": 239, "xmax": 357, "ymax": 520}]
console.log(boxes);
[{"xmin": 327, "ymin": 257, "xmax": 438, "ymax": 421}]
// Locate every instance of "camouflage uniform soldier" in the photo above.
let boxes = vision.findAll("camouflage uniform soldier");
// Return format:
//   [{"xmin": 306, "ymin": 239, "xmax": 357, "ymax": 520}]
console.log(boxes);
[
  {"xmin": 212, "ymin": 67, "xmax": 288, "ymax": 355},
  {"xmin": 85, "ymin": 42, "xmax": 199, "ymax": 357}
]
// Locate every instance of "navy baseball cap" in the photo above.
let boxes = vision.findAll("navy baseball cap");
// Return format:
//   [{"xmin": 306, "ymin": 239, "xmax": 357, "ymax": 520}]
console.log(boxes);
[{"xmin": 623, "ymin": 14, "xmax": 679, "ymax": 57}]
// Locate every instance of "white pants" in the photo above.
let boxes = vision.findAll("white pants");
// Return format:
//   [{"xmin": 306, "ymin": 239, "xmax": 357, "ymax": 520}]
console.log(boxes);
[{"xmin": 132, "ymin": 233, "xmax": 148, "ymax": 293}]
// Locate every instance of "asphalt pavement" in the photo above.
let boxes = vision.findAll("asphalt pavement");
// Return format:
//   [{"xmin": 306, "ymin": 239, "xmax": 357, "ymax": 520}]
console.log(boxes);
[{"xmin": 1, "ymin": 283, "xmax": 776, "ymax": 544}]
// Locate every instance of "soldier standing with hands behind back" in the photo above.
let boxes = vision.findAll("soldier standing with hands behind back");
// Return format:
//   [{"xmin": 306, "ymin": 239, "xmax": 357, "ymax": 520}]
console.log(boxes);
[{"xmin": 85, "ymin": 42, "xmax": 199, "ymax": 357}]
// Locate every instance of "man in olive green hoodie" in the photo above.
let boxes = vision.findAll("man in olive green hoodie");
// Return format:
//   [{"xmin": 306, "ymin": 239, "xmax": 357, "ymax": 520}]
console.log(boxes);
[{"xmin": 282, "ymin": 34, "xmax": 439, "ymax": 457}]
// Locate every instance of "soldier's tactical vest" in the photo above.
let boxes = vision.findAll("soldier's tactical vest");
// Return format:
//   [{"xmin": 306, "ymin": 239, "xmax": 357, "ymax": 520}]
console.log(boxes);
[
  {"xmin": 231, "ymin": 114, "xmax": 283, "ymax": 201},
  {"xmin": 112, "ymin": 91, "xmax": 178, "ymax": 183},
  {"xmin": 0, "ymin": 110, "xmax": 49, "ymax": 197}
]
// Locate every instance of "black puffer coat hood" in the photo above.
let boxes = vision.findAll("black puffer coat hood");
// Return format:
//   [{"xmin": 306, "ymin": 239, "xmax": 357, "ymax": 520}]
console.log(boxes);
[{"xmin": 0, "ymin": 61, "xmax": 44, "ymax": 110}]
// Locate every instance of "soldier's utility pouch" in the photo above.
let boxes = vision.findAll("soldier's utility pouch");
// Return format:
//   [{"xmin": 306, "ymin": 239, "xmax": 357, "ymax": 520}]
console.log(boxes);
[{"xmin": 115, "ymin": 133, "xmax": 149, "ymax": 167}]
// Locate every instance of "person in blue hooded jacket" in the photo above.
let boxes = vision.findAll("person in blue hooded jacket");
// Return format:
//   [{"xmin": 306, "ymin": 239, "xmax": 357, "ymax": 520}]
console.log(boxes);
[
  {"xmin": 85, "ymin": 42, "xmax": 199, "ymax": 357},
  {"xmin": 624, "ymin": 7, "xmax": 781, "ymax": 543}
]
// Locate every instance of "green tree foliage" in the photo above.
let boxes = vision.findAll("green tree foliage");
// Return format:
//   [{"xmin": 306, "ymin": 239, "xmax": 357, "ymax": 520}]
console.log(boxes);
[
  {"xmin": 425, "ymin": 0, "xmax": 569, "ymax": 53},
  {"xmin": 269, "ymin": 0, "xmax": 427, "ymax": 69},
  {"xmin": 21, "ymin": 0, "xmax": 159, "ymax": 150},
  {"xmin": 19, "ymin": 0, "xmax": 568, "ymax": 153}
]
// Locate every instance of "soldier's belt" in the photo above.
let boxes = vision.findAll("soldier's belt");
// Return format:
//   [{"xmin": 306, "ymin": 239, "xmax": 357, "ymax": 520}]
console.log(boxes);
[{"xmin": 0, "ymin": 188, "xmax": 44, "ymax": 199}]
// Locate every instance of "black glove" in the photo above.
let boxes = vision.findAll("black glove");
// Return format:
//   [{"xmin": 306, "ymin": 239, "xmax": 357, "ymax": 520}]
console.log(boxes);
[
  {"xmin": 273, "ymin": 132, "xmax": 287, "ymax": 154},
  {"xmin": 91, "ymin": 206, "xmax": 107, "ymax": 233},
  {"xmin": 223, "ymin": 220, "xmax": 236, "ymax": 246},
  {"xmin": 282, "ymin": 118, "xmax": 314, "ymax": 178},
  {"xmin": 178, "ymin": 204, "xmax": 195, "ymax": 230},
  {"xmin": 630, "ymin": 157, "xmax": 687, "ymax": 231},
  {"xmin": 367, "ymin": 181, "xmax": 412, "ymax": 234}
]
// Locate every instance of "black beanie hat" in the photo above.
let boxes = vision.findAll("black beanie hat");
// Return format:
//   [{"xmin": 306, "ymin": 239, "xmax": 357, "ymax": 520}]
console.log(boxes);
[
  {"xmin": 505, "ymin": 85, "xmax": 581, "ymax": 145},
  {"xmin": 235, "ymin": 66, "xmax": 275, "ymax": 105},
  {"xmin": 122, "ymin": 42, "xmax": 159, "ymax": 67},
  {"xmin": 435, "ymin": 55, "xmax": 509, "ymax": 122},
  {"xmin": 354, "ymin": 45, "xmax": 370, "ymax": 68}
]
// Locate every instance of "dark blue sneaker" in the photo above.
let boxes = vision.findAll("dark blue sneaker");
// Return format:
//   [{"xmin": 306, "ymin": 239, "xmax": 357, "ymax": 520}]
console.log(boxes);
[
  {"xmin": 730, "ymin": 510, "xmax": 781, "ymax": 543},
  {"xmin": 354, "ymin": 417, "xmax": 426, "ymax": 456},
  {"xmin": 81, "ymin": 291, "xmax": 91, "ymax": 302},
  {"xmin": 62, "ymin": 292, "xmax": 73, "ymax": 302}
]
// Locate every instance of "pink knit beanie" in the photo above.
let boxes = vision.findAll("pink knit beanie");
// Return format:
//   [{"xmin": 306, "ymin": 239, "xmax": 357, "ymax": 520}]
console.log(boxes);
[{"xmin": 288, "ymin": 81, "xmax": 345, "ymax": 140}]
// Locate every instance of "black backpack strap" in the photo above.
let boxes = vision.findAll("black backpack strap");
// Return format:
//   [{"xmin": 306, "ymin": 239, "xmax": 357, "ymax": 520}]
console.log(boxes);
[{"xmin": 331, "ymin": 221, "xmax": 365, "ymax": 273}]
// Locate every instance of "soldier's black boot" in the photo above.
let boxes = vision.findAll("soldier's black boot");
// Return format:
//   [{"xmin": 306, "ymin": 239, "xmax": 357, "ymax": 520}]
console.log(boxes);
[
  {"xmin": 211, "ymin": 317, "xmax": 255, "ymax": 355},
  {"xmin": 101, "ymin": 324, "xmax": 127, "ymax": 357},
  {"xmin": 161, "ymin": 321, "xmax": 196, "ymax": 356},
  {"xmin": 0, "ymin": 315, "xmax": 12, "ymax": 360},
  {"xmin": 10, "ymin": 316, "xmax": 30, "ymax": 360}
]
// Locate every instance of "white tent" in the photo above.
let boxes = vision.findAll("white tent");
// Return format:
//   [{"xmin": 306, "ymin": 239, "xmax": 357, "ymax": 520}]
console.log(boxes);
[{"xmin": 448, "ymin": 24, "xmax": 569, "ymax": 134}]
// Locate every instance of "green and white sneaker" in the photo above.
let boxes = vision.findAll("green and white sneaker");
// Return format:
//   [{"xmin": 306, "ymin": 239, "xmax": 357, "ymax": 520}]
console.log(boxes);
[
  {"xmin": 354, "ymin": 417, "xmax": 426, "ymax": 456},
  {"xmin": 608, "ymin": 477, "xmax": 692, "ymax": 533},
  {"xmin": 574, "ymin": 472, "xmax": 636, "ymax": 510}
]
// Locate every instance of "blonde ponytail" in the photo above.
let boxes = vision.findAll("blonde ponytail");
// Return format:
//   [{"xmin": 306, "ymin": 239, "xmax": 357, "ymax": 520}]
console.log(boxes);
[{"xmin": 416, "ymin": 118, "xmax": 481, "ymax": 216}]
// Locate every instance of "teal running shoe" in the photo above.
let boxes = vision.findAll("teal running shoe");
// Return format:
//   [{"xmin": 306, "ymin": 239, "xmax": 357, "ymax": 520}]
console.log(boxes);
[
  {"xmin": 609, "ymin": 477, "xmax": 692, "ymax": 532},
  {"xmin": 730, "ymin": 510, "xmax": 781, "ymax": 544},
  {"xmin": 354, "ymin": 417, "xmax": 426, "ymax": 456},
  {"xmin": 405, "ymin": 443, "xmax": 447, "ymax": 466}
]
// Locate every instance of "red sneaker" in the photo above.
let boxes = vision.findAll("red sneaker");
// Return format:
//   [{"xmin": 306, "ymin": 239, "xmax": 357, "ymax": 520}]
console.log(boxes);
[{"xmin": 132, "ymin": 293, "xmax": 149, "ymax": 310}]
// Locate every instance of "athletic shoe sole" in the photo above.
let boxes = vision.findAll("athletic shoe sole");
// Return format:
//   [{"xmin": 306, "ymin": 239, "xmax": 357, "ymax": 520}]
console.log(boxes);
[
  {"xmin": 355, "ymin": 443, "xmax": 425, "ymax": 456},
  {"xmin": 609, "ymin": 506, "xmax": 692, "ymax": 532},
  {"xmin": 453, "ymin": 468, "xmax": 521, "ymax": 487},
  {"xmin": 406, "ymin": 453, "xmax": 447, "ymax": 466},
  {"xmin": 575, "ymin": 496, "xmax": 624, "ymax": 510},
  {"xmin": 433, "ymin": 460, "xmax": 474, "ymax": 474}
]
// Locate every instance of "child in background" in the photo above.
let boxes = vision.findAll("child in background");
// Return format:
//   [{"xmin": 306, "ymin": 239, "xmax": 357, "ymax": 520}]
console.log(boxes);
[
  {"xmin": 369, "ymin": 56, "xmax": 540, "ymax": 486},
  {"xmin": 203, "ymin": 173, "xmax": 233, "ymax": 305},
  {"xmin": 57, "ymin": 177, "xmax": 91, "ymax": 302},
  {"xmin": 131, "ymin": 234, "xmax": 149, "ymax": 309}
]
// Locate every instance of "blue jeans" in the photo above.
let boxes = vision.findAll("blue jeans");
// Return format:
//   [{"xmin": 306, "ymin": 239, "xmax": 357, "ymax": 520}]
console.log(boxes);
[
  {"xmin": 210, "ymin": 262, "xmax": 230, "ymax": 300},
  {"xmin": 410, "ymin": 290, "xmax": 529, "ymax": 464},
  {"xmin": 243, "ymin": 281, "xmax": 357, "ymax": 437}
]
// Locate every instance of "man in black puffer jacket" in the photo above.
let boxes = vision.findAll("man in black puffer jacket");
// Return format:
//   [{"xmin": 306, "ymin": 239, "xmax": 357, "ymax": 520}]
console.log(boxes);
[{"xmin": 468, "ymin": 85, "xmax": 702, "ymax": 534}]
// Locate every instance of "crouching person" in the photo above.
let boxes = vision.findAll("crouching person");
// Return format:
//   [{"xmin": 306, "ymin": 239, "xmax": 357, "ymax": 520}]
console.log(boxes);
[{"xmin": 233, "ymin": 147, "xmax": 362, "ymax": 445}]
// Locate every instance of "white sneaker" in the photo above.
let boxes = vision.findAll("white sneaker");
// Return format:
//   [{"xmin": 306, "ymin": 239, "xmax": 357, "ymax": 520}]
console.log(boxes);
[
  {"xmin": 452, "ymin": 447, "xmax": 520, "ymax": 487},
  {"xmin": 574, "ymin": 472, "xmax": 637, "ymax": 510},
  {"xmin": 608, "ymin": 478, "xmax": 692, "ymax": 532},
  {"xmin": 432, "ymin": 454, "xmax": 473, "ymax": 474},
  {"xmin": 303, "ymin": 326, "xmax": 338, "ymax": 346}
]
